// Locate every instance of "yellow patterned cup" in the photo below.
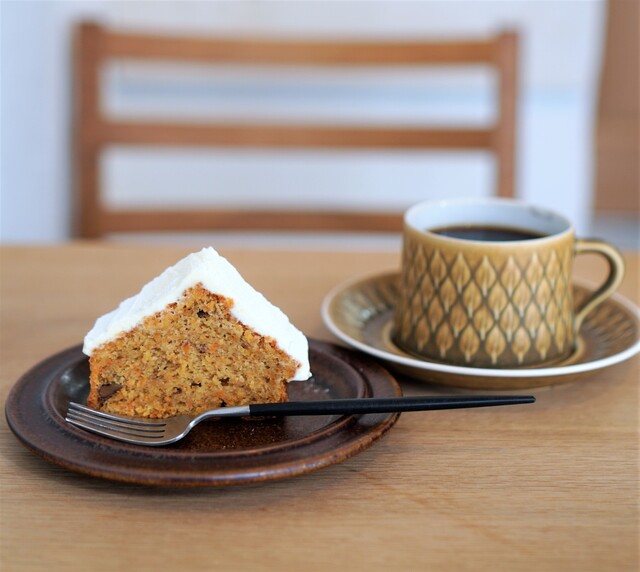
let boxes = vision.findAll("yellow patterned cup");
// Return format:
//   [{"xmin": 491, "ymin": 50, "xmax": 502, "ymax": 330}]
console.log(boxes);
[{"xmin": 393, "ymin": 199, "xmax": 625, "ymax": 368}]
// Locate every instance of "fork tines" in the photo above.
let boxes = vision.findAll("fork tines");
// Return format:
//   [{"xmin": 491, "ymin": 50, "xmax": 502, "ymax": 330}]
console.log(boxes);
[{"xmin": 65, "ymin": 402, "xmax": 166, "ymax": 442}]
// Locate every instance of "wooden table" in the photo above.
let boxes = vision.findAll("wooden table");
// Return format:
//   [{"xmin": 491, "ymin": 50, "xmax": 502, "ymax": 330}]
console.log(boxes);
[{"xmin": 1, "ymin": 243, "xmax": 638, "ymax": 571}]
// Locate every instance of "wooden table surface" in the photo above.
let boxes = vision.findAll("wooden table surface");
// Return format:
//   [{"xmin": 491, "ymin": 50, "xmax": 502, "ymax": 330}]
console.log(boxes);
[{"xmin": 1, "ymin": 243, "xmax": 638, "ymax": 571}]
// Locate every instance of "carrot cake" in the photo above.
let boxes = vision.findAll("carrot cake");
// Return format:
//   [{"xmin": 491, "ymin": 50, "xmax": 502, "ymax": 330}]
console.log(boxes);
[{"xmin": 83, "ymin": 247, "xmax": 310, "ymax": 418}]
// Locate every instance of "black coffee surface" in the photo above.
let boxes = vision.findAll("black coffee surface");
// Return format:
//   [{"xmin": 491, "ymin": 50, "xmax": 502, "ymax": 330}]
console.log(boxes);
[{"xmin": 431, "ymin": 225, "xmax": 544, "ymax": 242}]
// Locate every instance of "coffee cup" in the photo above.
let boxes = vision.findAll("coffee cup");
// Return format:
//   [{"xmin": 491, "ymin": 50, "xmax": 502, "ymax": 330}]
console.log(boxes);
[{"xmin": 393, "ymin": 199, "xmax": 625, "ymax": 368}]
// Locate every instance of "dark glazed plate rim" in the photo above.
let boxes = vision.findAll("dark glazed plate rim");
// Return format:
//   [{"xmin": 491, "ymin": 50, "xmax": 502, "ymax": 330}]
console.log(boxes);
[{"xmin": 5, "ymin": 339, "xmax": 402, "ymax": 486}]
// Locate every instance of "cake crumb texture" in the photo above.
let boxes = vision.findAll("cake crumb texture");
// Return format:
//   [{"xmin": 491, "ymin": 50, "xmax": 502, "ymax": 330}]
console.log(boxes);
[{"xmin": 86, "ymin": 284, "xmax": 297, "ymax": 418}]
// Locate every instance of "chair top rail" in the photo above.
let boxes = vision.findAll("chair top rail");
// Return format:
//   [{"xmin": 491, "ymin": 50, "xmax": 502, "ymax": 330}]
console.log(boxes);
[{"xmin": 87, "ymin": 24, "xmax": 509, "ymax": 66}]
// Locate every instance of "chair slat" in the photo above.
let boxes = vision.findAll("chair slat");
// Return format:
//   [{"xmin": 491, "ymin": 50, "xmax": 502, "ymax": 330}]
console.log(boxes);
[
  {"xmin": 100, "ymin": 122, "xmax": 495, "ymax": 150},
  {"xmin": 103, "ymin": 32, "xmax": 498, "ymax": 66}
]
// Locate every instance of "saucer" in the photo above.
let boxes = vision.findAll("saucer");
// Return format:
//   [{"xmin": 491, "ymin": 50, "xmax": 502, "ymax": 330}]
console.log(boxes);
[{"xmin": 321, "ymin": 272, "xmax": 640, "ymax": 389}]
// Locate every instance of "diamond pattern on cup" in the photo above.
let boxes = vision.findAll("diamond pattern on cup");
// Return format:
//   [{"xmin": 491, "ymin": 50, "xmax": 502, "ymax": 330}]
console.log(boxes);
[
  {"xmin": 428, "ymin": 297, "xmax": 444, "ymax": 331},
  {"xmin": 525, "ymin": 253, "xmax": 544, "ymax": 286},
  {"xmin": 513, "ymin": 281, "xmax": 532, "ymax": 317},
  {"xmin": 500, "ymin": 305, "xmax": 519, "ymax": 343},
  {"xmin": 525, "ymin": 304, "xmax": 542, "ymax": 337},
  {"xmin": 449, "ymin": 303, "xmax": 469, "ymax": 337},
  {"xmin": 535, "ymin": 322, "xmax": 552, "ymax": 360},
  {"xmin": 429, "ymin": 249, "xmax": 447, "ymax": 287},
  {"xmin": 488, "ymin": 282, "xmax": 509, "ymax": 319},
  {"xmin": 435, "ymin": 322, "xmax": 454, "ymax": 358},
  {"xmin": 451, "ymin": 253, "xmax": 472, "ymax": 293},
  {"xmin": 459, "ymin": 326, "xmax": 480, "ymax": 362},
  {"xmin": 462, "ymin": 280, "xmax": 483, "ymax": 318},
  {"xmin": 439, "ymin": 277, "xmax": 457, "ymax": 313},
  {"xmin": 501, "ymin": 256, "xmax": 521, "ymax": 296},
  {"xmin": 511, "ymin": 327, "xmax": 532, "ymax": 363},
  {"xmin": 536, "ymin": 279, "xmax": 552, "ymax": 312},
  {"xmin": 395, "ymin": 235, "xmax": 575, "ymax": 367},
  {"xmin": 546, "ymin": 250, "xmax": 561, "ymax": 287},
  {"xmin": 554, "ymin": 319, "xmax": 567, "ymax": 352},
  {"xmin": 472, "ymin": 306, "xmax": 493, "ymax": 341},
  {"xmin": 414, "ymin": 318, "xmax": 430, "ymax": 352},
  {"xmin": 485, "ymin": 327, "xmax": 507, "ymax": 365},
  {"xmin": 476, "ymin": 256, "xmax": 498, "ymax": 296}
]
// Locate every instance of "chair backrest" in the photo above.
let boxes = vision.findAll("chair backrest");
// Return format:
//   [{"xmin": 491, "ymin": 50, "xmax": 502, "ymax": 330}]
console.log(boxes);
[{"xmin": 73, "ymin": 22, "xmax": 518, "ymax": 238}]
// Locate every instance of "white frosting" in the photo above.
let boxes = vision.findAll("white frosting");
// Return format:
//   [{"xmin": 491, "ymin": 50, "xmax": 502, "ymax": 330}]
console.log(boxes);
[{"xmin": 83, "ymin": 247, "xmax": 311, "ymax": 381}]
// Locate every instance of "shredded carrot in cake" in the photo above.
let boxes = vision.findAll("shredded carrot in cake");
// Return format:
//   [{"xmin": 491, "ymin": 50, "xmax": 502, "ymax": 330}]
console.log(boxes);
[{"xmin": 86, "ymin": 284, "xmax": 297, "ymax": 418}]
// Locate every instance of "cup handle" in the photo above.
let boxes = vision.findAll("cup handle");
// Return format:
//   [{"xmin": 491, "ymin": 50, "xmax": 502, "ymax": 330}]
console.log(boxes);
[{"xmin": 574, "ymin": 239, "xmax": 625, "ymax": 332}]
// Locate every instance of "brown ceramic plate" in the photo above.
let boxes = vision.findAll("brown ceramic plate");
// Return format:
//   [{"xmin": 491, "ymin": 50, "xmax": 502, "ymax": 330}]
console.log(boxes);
[
  {"xmin": 322, "ymin": 272, "xmax": 640, "ymax": 389},
  {"xmin": 5, "ymin": 339, "xmax": 401, "ymax": 486}
]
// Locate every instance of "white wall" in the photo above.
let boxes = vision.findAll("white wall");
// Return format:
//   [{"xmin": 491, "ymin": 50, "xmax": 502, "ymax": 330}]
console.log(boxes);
[{"xmin": 0, "ymin": 0, "xmax": 606, "ymax": 242}]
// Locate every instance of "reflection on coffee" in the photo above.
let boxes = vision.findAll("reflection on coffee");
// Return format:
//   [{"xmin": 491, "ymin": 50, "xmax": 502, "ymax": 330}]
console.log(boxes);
[{"xmin": 431, "ymin": 225, "xmax": 545, "ymax": 242}]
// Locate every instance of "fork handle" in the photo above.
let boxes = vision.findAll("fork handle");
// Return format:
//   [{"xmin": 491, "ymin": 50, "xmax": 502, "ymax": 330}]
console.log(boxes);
[{"xmin": 249, "ymin": 395, "xmax": 534, "ymax": 417}]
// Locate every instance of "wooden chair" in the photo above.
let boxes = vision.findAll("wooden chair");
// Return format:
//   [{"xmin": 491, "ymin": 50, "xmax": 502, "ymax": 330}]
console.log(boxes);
[{"xmin": 73, "ymin": 22, "xmax": 518, "ymax": 238}]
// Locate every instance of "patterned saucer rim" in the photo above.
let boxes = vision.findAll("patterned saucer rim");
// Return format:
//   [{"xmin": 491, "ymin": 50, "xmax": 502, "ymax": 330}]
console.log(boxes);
[{"xmin": 321, "ymin": 271, "xmax": 640, "ymax": 379}]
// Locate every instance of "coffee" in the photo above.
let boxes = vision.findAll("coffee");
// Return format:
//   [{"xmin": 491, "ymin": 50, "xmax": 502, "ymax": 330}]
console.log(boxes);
[{"xmin": 431, "ymin": 225, "xmax": 544, "ymax": 242}]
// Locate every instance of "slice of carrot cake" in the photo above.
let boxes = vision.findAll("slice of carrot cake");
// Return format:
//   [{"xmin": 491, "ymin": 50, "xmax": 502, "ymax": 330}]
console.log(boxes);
[{"xmin": 83, "ymin": 247, "xmax": 310, "ymax": 418}]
